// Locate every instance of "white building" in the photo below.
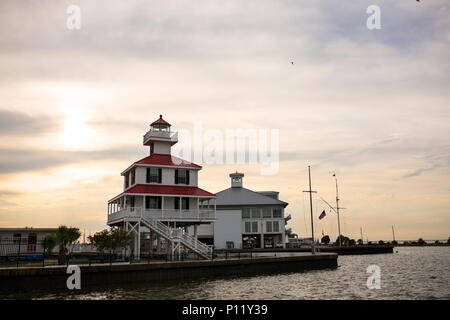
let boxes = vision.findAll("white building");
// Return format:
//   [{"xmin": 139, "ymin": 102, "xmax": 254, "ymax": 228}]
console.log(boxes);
[
  {"xmin": 0, "ymin": 227, "xmax": 57, "ymax": 256},
  {"xmin": 189, "ymin": 172, "xmax": 290, "ymax": 249},
  {"xmin": 107, "ymin": 115, "xmax": 216, "ymax": 260}
]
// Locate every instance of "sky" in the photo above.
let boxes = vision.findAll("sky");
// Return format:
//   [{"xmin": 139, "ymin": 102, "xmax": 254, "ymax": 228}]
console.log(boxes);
[{"xmin": 0, "ymin": 0, "xmax": 449, "ymax": 242}]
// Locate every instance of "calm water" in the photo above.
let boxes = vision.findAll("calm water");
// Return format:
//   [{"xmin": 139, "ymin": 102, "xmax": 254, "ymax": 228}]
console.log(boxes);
[{"xmin": 14, "ymin": 247, "xmax": 450, "ymax": 299}]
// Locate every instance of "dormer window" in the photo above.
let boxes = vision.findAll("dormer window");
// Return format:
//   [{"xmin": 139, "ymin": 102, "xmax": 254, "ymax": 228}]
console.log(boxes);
[{"xmin": 175, "ymin": 169, "xmax": 190, "ymax": 185}]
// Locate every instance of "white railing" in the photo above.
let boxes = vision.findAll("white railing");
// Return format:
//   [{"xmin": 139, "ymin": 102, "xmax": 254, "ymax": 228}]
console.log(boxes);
[
  {"xmin": 143, "ymin": 130, "xmax": 178, "ymax": 144},
  {"xmin": 108, "ymin": 207, "xmax": 215, "ymax": 223},
  {"xmin": 140, "ymin": 217, "xmax": 212, "ymax": 259}
]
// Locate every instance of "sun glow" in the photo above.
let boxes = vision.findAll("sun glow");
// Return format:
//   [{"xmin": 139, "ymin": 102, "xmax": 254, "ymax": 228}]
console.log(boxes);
[{"xmin": 59, "ymin": 110, "xmax": 95, "ymax": 150}]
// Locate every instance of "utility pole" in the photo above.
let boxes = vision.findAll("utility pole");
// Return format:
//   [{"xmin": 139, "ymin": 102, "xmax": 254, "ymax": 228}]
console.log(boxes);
[
  {"xmin": 303, "ymin": 166, "xmax": 317, "ymax": 255},
  {"xmin": 392, "ymin": 226, "xmax": 396, "ymax": 242}
]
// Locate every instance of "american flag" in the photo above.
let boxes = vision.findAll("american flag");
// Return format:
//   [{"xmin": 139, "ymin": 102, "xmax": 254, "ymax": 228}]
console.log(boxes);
[{"xmin": 319, "ymin": 210, "xmax": 326, "ymax": 220}]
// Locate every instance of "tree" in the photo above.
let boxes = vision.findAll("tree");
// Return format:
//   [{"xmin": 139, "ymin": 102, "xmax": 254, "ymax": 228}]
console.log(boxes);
[
  {"xmin": 447, "ymin": 237, "xmax": 450, "ymax": 244},
  {"xmin": 378, "ymin": 240, "xmax": 385, "ymax": 245},
  {"xmin": 349, "ymin": 239, "xmax": 356, "ymax": 246},
  {"xmin": 392, "ymin": 240, "xmax": 398, "ymax": 245},
  {"xmin": 55, "ymin": 225, "xmax": 81, "ymax": 265},
  {"xmin": 42, "ymin": 233, "xmax": 57, "ymax": 256},
  {"xmin": 336, "ymin": 235, "xmax": 351, "ymax": 246},
  {"xmin": 357, "ymin": 239, "xmax": 363, "ymax": 245},
  {"xmin": 417, "ymin": 238, "xmax": 426, "ymax": 245},
  {"xmin": 321, "ymin": 235, "xmax": 330, "ymax": 245},
  {"xmin": 89, "ymin": 228, "xmax": 132, "ymax": 263}
]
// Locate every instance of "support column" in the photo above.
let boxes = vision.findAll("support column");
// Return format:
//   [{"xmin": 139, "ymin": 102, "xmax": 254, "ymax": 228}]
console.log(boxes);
[
  {"xmin": 197, "ymin": 197, "xmax": 200, "ymax": 218},
  {"xmin": 260, "ymin": 221, "xmax": 264, "ymax": 249},
  {"xmin": 194, "ymin": 225, "xmax": 198, "ymax": 249},
  {"xmin": 167, "ymin": 239, "xmax": 172, "ymax": 261},
  {"xmin": 137, "ymin": 223, "xmax": 141, "ymax": 260},
  {"xmin": 149, "ymin": 230, "xmax": 153, "ymax": 255},
  {"xmin": 157, "ymin": 235, "xmax": 161, "ymax": 253}
]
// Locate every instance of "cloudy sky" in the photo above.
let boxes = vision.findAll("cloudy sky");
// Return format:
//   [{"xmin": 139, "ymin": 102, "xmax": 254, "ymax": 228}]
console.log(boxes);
[{"xmin": 0, "ymin": 0, "xmax": 449, "ymax": 241}]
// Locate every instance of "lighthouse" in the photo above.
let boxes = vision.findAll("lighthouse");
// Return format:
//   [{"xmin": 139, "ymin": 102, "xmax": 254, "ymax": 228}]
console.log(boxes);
[{"xmin": 107, "ymin": 115, "xmax": 216, "ymax": 260}]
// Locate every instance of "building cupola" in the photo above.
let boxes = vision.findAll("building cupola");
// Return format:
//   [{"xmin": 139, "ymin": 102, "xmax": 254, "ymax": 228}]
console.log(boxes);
[
  {"xmin": 143, "ymin": 115, "xmax": 178, "ymax": 153},
  {"xmin": 150, "ymin": 114, "xmax": 171, "ymax": 132},
  {"xmin": 230, "ymin": 172, "xmax": 244, "ymax": 188}
]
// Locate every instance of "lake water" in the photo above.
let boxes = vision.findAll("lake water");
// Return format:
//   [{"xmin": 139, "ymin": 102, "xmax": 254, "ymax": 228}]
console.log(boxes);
[{"xmin": 19, "ymin": 247, "xmax": 450, "ymax": 299}]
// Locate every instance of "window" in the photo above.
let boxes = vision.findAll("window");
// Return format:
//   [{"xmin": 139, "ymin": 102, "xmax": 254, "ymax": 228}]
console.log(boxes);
[
  {"xmin": 130, "ymin": 169, "xmax": 135, "ymax": 185},
  {"xmin": 251, "ymin": 222, "xmax": 258, "ymax": 233},
  {"xmin": 124, "ymin": 173, "xmax": 129, "ymax": 189},
  {"xmin": 242, "ymin": 208, "xmax": 251, "ymax": 218},
  {"xmin": 13, "ymin": 233, "xmax": 21, "ymax": 244},
  {"xmin": 273, "ymin": 221, "xmax": 280, "ymax": 232},
  {"xmin": 273, "ymin": 208, "xmax": 282, "ymax": 218},
  {"xmin": 146, "ymin": 168, "xmax": 161, "ymax": 183},
  {"xmin": 174, "ymin": 197, "xmax": 189, "ymax": 210},
  {"xmin": 145, "ymin": 197, "xmax": 161, "ymax": 209},
  {"xmin": 262, "ymin": 207, "xmax": 271, "ymax": 218},
  {"xmin": 150, "ymin": 143, "xmax": 154, "ymax": 155},
  {"xmin": 251, "ymin": 208, "xmax": 261, "ymax": 219},
  {"xmin": 175, "ymin": 169, "xmax": 190, "ymax": 185},
  {"xmin": 266, "ymin": 221, "xmax": 273, "ymax": 232},
  {"xmin": 245, "ymin": 222, "xmax": 251, "ymax": 233}
]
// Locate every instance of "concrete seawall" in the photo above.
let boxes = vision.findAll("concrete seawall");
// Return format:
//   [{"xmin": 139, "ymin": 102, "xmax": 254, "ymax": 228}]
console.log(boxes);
[
  {"xmin": 0, "ymin": 253, "xmax": 337, "ymax": 294},
  {"xmin": 216, "ymin": 245, "xmax": 394, "ymax": 256}
]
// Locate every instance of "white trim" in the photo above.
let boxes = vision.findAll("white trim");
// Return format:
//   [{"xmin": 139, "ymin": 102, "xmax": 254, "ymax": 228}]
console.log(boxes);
[
  {"xmin": 121, "ymin": 163, "xmax": 201, "ymax": 176},
  {"xmin": 109, "ymin": 193, "xmax": 216, "ymax": 203}
]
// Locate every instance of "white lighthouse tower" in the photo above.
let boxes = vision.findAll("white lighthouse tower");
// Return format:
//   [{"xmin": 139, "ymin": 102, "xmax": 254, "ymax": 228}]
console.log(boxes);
[{"xmin": 107, "ymin": 115, "xmax": 216, "ymax": 260}]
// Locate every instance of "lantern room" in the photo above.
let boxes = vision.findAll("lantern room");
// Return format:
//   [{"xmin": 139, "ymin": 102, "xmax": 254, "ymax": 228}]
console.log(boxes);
[
  {"xmin": 151, "ymin": 115, "xmax": 171, "ymax": 132},
  {"xmin": 143, "ymin": 115, "xmax": 178, "ymax": 149}
]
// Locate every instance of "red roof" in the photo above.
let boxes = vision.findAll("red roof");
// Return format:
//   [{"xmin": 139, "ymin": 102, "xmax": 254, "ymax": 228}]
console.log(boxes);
[
  {"xmin": 151, "ymin": 115, "xmax": 171, "ymax": 127},
  {"xmin": 135, "ymin": 153, "xmax": 202, "ymax": 169},
  {"xmin": 111, "ymin": 184, "xmax": 215, "ymax": 200}
]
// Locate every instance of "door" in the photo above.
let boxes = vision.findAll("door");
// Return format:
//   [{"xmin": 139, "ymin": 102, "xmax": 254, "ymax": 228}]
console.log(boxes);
[{"xmin": 27, "ymin": 233, "xmax": 37, "ymax": 252}]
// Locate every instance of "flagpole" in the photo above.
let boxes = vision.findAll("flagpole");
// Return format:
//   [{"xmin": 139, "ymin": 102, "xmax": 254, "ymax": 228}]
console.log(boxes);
[
  {"xmin": 303, "ymin": 166, "xmax": 317, "ymax": 255},
  {"xmin": 335, "ymin": 174, "xmax": 342, "ymax": 247}
]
